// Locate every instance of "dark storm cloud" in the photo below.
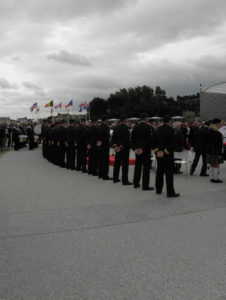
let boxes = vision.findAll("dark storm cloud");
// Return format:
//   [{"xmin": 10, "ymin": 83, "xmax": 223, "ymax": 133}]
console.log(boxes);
[{"xmin": 47, "ymin": 51, "xmax": 92, "ymax": 66}]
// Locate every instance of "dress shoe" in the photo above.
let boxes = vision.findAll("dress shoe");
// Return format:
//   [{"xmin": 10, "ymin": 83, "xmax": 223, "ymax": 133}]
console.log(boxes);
[
  {"xmin": 113, "ymin": 179, "xmax": 121, "ymax": 183},
  {"xmin": 123, "ymin": 182, "xmax": 133, "ymax": 186},
  {"xmin": 143, "ymin": 187, "xmax": 154, "ymax": 191},
  {"xmin": 103, "ymin": 177, "xmax": 113, "ymax": 180},
  {"xmin": 82, "ymin": 170, "xmax": 88, "ymax": 173},
  {"xmin": 134, "ymin": 184, "xmax": 141, "ymax": 188},
  {"xmin": 200, "ymin": 174, "xmax": 209, "ymax": 177},
  {"xmin": 156, "ymin": 191, "xmax": 162, "ymax": 195},
  {"xmin": 190, "ymin": 170, "xmax": 194, "ymax": 176},
  {"xmin": 167, "ymin": 193, "xmax": 180, "ymax": 198}
]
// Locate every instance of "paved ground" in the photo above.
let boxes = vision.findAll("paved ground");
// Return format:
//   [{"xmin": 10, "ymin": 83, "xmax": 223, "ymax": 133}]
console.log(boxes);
[{"xmin": 0, "ymin": 147, "xmax": 226, "ymax": 300}]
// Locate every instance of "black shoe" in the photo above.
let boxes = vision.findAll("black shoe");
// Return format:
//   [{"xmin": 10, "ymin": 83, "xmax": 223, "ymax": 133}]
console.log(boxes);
[
  {"xmin": 190, "ymin": 170, "xmax": 194, "ymax": 176},
  {"xmin": 156, "ymin": 191, "xmax": 162, "ymax": 195},
  {"xmin": 134, "ymin": 184, "xmax": 141, "ymax": 189},
  {"xmin": 143, "ymin": 187, "xmax": 154, "ymax": 191},
  {"xmin": 82, "ymin": 170, "xmax": 88, "ymax": 173},
  {"xmin": 168, "ymin": 193, "xmax": 180, "ymax": 198},
  {"xmin": 200, "ymin": 174, "xmax": 209, "ymax": 177},
  {"xmin": 113, "ymin": 179, "xmax": 121, "ymax": 183},
  {"xmin": 93, "ymin": 173, "xmax": 98, "ymax": 176},
  {"xmin": 123, "ymin": 181, "xmax": 133, "ymax": 186},
  {"xmin": 211, "ymin": 179, "xmax": 223, "ymax": 183},
  {"xmin": 175, "ymin": 171, "xmax": 183, "ymax": 174},
  {"xmin": 103, "ymin": 177, "xmax": 113, "ymax": 180}
]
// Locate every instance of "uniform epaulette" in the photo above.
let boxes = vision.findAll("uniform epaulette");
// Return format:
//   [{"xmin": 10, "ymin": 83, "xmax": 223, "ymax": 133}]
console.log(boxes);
[{"xmin": 164, "ymin": 149, "xmax": 170, "ymax": 155}]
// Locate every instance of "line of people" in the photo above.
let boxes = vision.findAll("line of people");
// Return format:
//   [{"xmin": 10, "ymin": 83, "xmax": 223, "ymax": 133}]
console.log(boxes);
[{"xmin": 41, "ymin": 114, "xmax": 181, "ymax": 197}]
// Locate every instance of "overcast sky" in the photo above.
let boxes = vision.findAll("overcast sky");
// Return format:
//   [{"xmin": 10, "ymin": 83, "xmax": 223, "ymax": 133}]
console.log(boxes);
[{"xmin": 0, "ymin": 0, "xmax": 226, "ymax": 118}]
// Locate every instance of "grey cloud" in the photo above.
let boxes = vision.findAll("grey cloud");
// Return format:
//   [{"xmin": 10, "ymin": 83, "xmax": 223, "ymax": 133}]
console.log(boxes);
[
  {"xmin": 0, "ymin": 0, "xmax": 136, "ymax": 21},
  {"xmin": 195, "ymin": 55, "xmax": 226, "ymax": 71},
  {"xmin": 23, "ymin": 81, "xmax": 46, "ymax": 96},
  {"xmin": 0, "ymin": 77, "xmax": 17, "ymax": 89},
  {"xmin": 47, "ymin": 50, "xmax": 92, "ymax": 66}
]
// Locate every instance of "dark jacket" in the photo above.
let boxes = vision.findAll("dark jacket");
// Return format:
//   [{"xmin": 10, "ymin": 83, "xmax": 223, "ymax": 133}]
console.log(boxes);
[
  {"xmin": 86, "ymin": 125, "xmax": 98, "ymax": 147},
  {"xmin": 154, "ymin": 124, "xmax": 175, "ymax": 157},
  {"xmin": 194, "ymin": 126, "xmax": 209, "ymax": 153},
  {"xmin": 174, "ymin": 128, "xmax": 184, "ymax": 152},
  {"xmin": 131, "ymin": 122, "xmax": 154, "ymax": 151},
  {"xmin": 75, "ymin": 124, "xmax": 87, "ymax": 146},
  {"xmin": 66, "ymin": 126, "xmax": 76, "ymax": 146},
  {"xmin": 97, "ymin": 123, "xmax": 110, "ymax": 147},
  {"xmin": 207, "ymin": 128, "xmax": 223, "ymax": 155},
  {"xmin": 112, "ymin": 123, "xmax": 130, "ymax": 149}
]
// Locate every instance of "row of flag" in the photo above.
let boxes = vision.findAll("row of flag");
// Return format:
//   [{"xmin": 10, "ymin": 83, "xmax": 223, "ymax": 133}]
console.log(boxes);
[{"xmin": 30, "ymin": 100, "xmax": 89, "ymax": 114}]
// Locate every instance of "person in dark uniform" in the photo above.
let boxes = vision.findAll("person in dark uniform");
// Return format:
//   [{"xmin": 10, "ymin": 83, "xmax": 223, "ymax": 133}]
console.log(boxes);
[
  {"xmin": 131, "ymin": 113, "xmax": 154, "ymax": 190},
  {"xmin": 27, "ymin": 123, "xmax": 35, "ymax": 150},
  {"xmin": 154, "ymin": 116, "xmax": 179, "ymax": 197},
  {"xmin": 86, "ymin": 118, "xmax": 98, "ymax": 176},
  {"xmin": 65, "ymin": 119, "xmax": 76, "ymax": 170},
  {"xmin": 190, "ymin": 121, "xmax": 210, "ymax": 176},
  {"xmin": 56, "ymin": 120, "xmax": 67, "ymax": 168},
  {"xmin": 207, "ymin": 119, "xmax": 223, "ymax": 183},
  {"xmin": 44, "ymin": 120, "xmax": 52, "ymax": 161},
  {"xmin": 12, "ymin": 125, "xmax": 20, "ymax": 151},
  {"xmin": 97, "ymin": 116, "xmax": 111, "ymax": 180},
  {"xmin": 41, "ymin": 120, "xmax": 47, "ymax": 157},
  {"xmin": 112, "ymin": 115, "xmax": 132, "ymax": 185},
  {"xmin": 76, "ymin": 119, "xmax": 87, "ymax": 173}
]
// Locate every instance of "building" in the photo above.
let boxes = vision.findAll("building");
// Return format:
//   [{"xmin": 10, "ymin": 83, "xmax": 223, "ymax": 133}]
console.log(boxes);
[{"xmin": 200, "ymin": 82, "xmax": 226, "ymax": 121}]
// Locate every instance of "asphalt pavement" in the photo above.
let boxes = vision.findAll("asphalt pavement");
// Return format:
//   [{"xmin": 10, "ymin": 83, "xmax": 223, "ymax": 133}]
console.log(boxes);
[{"xmin": 0, "ymin": 147, "xmax": 226, "ymax": 300}]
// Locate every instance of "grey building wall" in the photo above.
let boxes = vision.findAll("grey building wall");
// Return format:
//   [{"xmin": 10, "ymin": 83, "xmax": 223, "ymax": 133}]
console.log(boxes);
[{"xmin": 200, "ymin": 91, "xmax": 226, "ymax": 121}]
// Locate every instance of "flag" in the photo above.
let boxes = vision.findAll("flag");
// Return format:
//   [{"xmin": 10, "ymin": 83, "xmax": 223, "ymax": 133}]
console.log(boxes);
[
  {"xmin": 54, "ymin": 103, "xmax": 62, "ymax": 109},
  {"xmin": 35, "ymin": 107, "xmax": 40, "ymax": 114},
  {"xmin": 65, "ymin": 100, "xmax": 73, "ymax": 111},
  {"xmin": 45, "ymin": 100, "xmax": 53, "ymax": 108},
  {"xmin": 30, "ymin": 102, "xmax": 38, "ymax": 112},
  {"xmin": 79, "ymin": 102, "xmax": 89, "ymax": 112}
]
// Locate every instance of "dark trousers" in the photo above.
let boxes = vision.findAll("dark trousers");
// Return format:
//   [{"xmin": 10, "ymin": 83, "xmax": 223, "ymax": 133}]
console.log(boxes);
[
  {"xmin": 66, "ymin": 146, "xmax": 76, "ymax": 169},
  {"xmin": 13, "ymin": 138, "xmax": 20, "ymax": 151},
  {"xmin": 113, "ymin": 148, "xmax": 130, "ymax": 183},
  {"xmin": 191, "ymin": 152, "xmax": 207, "ymax": 175},
  {"xmin": 88, "ymin": 147, "xmax": 97, "ymax": 175},
  {"xmin": 155, "ymin": 157, "xmax": 175, "ymax": 196},
  {"xmin": 133, "ymin": 151, "xmax": 151, "ymax": 189},
  {"xmin": 58, "ymin": 145, "xmax": 66, "ymax": 167},
  {"xmin": 77, "ymin": 145, "xmax": 87, "ymax": 171},
  {"xmin": 28, "ymin": 136, "xmax": 34, "ymax": 150},
  {"xmin": 98, "ymin": 146, "xmax": 109, "ymax": 179}
]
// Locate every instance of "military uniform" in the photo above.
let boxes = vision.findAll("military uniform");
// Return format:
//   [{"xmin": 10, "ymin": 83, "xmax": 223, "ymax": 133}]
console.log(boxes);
[
  {"xmin": 97, "ymin": 122, "xmax": 110, "ymax": 179},
  {"xmin": 57, "ymin": 124, "xmax": 67, "ymax": 167},
  {"xmin": 112, "ymin": 123, "xmax": 131, "ymax": 184},
  {"xmin": 131, "ymin": 121, "xmax": 154, "ymax": 189},
  {"xmin": 65, "ymin": 124, "xmax": 76, "ymax": 170},
  {"xmin": 86, "ymin": 123, "xmax": 98, "ymax": 175},
  {"xmin": 76, "ymin": 123, "xmax": 87, "ymax": 172},
  {"xmin": 154, "ymin": 123, "xmax": 178, "ymax": 197}
]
